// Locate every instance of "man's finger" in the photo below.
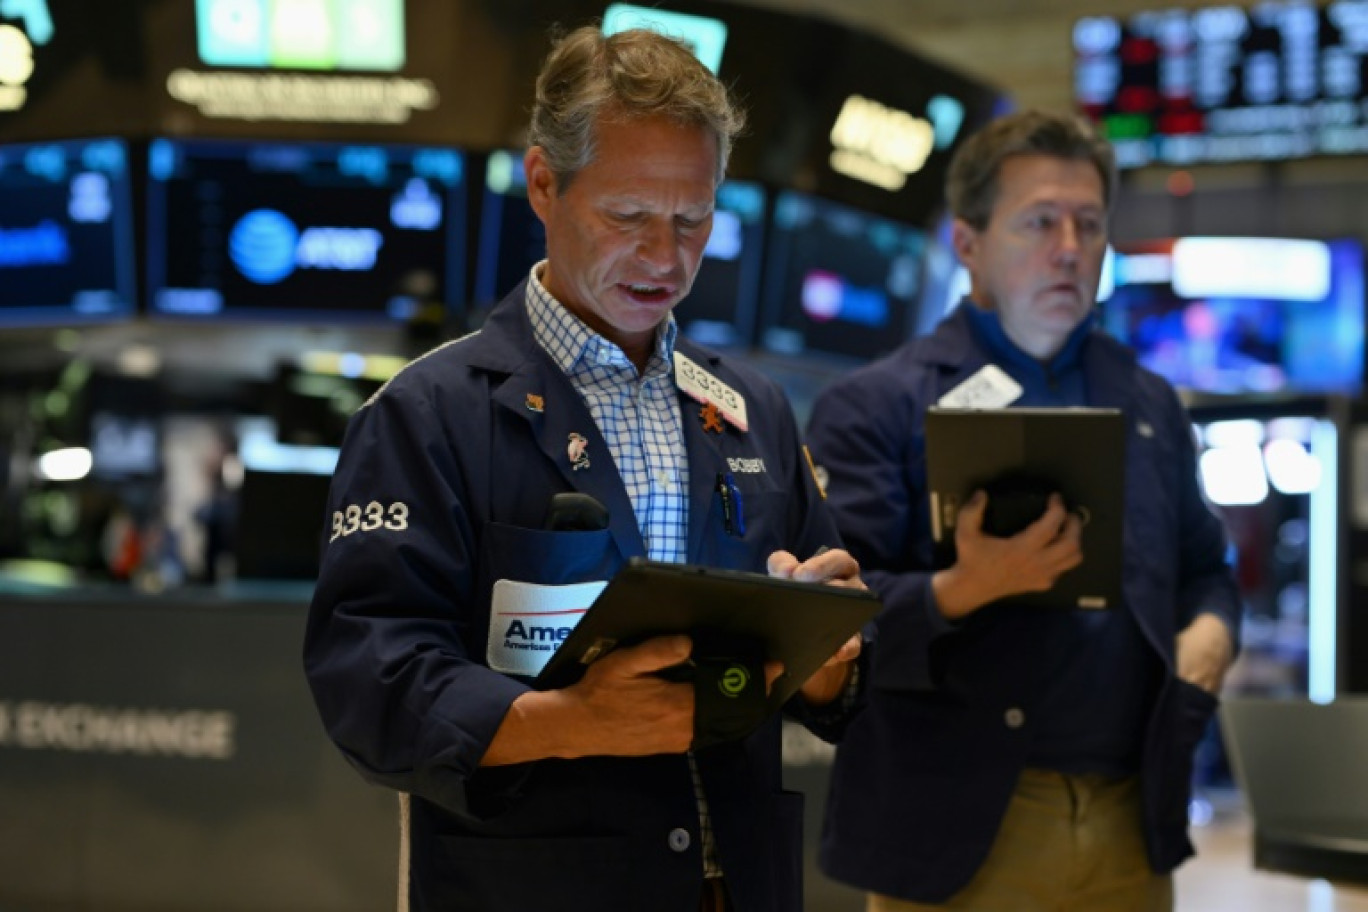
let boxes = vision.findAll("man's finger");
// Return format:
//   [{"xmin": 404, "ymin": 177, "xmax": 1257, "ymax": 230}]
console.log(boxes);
[
  {"xmin": 764, "ymin": 660, "xmax": 786, "ymax": 695},
  {"xmin": 792, "ymin": 548, "xmax": 861, "ymax": 584},
  {"xmin": 604, "ymin": 635, "xmax": 692, "ymax": 676},
  {"xmin": 767, "ymin": 550, "xmax": 800, "ymax": 578},
  {"xmin": 960, "ymin": 490, "xmax": 988, "ymax": 530}
]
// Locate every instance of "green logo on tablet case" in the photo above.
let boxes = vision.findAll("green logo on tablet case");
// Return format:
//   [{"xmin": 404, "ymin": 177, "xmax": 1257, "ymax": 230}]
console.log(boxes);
[{"xmin": 719, "ymin": 664, "xmax": 750, "ymax": 697}]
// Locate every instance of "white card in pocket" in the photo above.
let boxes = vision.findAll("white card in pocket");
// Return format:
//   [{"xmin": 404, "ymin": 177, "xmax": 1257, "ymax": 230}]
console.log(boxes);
[{"xmin": 487, "ymin": 579, "xmax": 607, "ymax": 676}]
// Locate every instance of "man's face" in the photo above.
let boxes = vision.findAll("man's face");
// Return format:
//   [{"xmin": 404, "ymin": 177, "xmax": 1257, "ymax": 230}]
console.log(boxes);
[
  {"xmin": 952, "ymin": 154, "xmax": 1108, "ymax": 360},
  {"xmin": 525, "ymin": 114, "xmax": 717, "ymax": 365}
]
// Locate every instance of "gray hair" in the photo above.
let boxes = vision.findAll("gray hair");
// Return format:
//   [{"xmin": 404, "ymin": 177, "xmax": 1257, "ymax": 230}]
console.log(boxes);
[
  {"xmin": 946, "ymin": 110, "xmax": 1117, "ymax": 230},
  {"xmin": 528, "ymin": 25, "xmax": 746, "ymax": 190}
]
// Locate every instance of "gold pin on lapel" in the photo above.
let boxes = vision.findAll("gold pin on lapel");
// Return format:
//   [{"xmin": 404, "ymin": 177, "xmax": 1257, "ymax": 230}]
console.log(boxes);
[{"xmin": 526, "ymin": 393, "xmax": 544, "ymax": 413}]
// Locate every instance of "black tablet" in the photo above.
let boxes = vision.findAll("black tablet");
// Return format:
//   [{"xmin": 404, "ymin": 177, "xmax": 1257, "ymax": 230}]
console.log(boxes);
[
  {"xmin": 534, "ymin": 558, "xmax": 880, "ymax": 718},
  {"xmin": 924, "ymin": 406, "xmax": 1126, "ymax": 610}
]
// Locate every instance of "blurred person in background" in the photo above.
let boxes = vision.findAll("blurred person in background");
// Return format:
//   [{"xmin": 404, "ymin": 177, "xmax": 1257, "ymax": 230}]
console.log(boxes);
[{"xmin": 806, "ymin": 110, "xmax": 1240, "ymax": 912}]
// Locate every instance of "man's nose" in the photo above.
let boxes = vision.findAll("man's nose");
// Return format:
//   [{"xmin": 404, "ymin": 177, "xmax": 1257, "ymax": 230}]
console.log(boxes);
[
  {"xmin": 1055, "ymin": 219, "xmax": 1082, "ymax": 266},
  {"xmin": 636, "ymin": 219, "xmax": 678, "ymax": 271}
]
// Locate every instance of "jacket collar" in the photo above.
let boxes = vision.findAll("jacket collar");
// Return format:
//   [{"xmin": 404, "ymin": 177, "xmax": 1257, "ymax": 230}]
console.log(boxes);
[
  {"xmin": 919, "ymin": 303, "xmax": 987, "ymax": 371},
  {"xmin": 469, "ymin": 286, "xmax": 756, "ymax": 565},
  {"xmin": 476, "ymin": 283, "xmax": 646, "ymax": 561}
]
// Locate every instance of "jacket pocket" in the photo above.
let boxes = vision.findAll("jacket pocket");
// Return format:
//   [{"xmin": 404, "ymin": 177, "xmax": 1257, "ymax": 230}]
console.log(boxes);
[
  {"xmin": 420, "ymin": 834, "xmax": 638, "ymax": 912},
  {"xmin": 481, "ymin": 522, "xmax": 616, "ymax": 585},
  {"xmin": 477, "ymin": 523, "xmax": 618, "ymax": 680},
  {"xmin": 1158, "ymin": 678, "xmax": 1219, "ymax": 831},
  {"xmin": 702, "ymin": 489, "xmax": 789, "ymax": 571}
]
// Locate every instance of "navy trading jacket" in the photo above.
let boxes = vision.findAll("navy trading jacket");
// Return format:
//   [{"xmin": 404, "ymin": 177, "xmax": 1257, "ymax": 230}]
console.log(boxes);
[
  {"xmin": 806, "ymin": 305, "xmax": 1241, "ymax": 903},
  {"xmin": 304, "ymin": 283, "xmax": 843, "ymax": 912}
]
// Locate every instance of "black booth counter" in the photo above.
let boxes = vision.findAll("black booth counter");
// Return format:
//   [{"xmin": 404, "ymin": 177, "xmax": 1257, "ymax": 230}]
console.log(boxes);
[
  {"xmin": 0, "ymin": 582, "xmax": 397, "ymax": 912},
  {"xmin": 0, "ymin": 579, "xmax": 865, "ymax": 911}
]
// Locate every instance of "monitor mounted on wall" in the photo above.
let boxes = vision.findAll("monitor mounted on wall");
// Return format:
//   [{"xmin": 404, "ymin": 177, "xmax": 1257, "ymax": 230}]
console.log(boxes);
[
  {"xmin": 759, "ymin": 190, "xmax": 926, "ymax": 363},
  {"xmin": 145, "ymin": 137, "xmax": 467, "ymax": 325},
  {"xmin": 0, "ymin": 137, "xmax": 137, "ymax": 326},
  {"xmin": 1100, "ymin": 236, "xmax": 1365, "ymax": 395},
  {"xmin": 471, "ymin": 149, "xmax": 542, "ymax": 310},
  {"xmin": 677, "ymin": 179, "xmax": 767, "ymax": 349}
]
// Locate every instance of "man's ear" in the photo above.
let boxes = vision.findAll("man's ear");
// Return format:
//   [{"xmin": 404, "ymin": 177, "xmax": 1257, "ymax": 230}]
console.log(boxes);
[
  {"xmin": 524, "ymin": 146, "xmax": 557, "ymax": 224},
  {"xmin": 950, "ymin": 218, "xmax": 979, "ymax": 272}
]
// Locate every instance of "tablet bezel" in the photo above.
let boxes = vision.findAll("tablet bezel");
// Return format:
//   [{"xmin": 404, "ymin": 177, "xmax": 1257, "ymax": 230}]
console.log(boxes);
[{"xmin": 533, "ymin": 558, "xmax": 881, "ymax": 711}]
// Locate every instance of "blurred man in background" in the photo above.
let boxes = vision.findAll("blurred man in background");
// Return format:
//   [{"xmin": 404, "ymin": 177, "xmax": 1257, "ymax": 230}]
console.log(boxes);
[{"xmin": 807, "ymin": 110, "xmax": 1239, "ymax": 912}]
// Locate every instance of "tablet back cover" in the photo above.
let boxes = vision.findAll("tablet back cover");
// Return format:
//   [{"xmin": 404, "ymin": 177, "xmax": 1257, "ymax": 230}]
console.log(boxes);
[{"xmin": 924, "ymin": 407, "xmax": 1126, "ymax": 610}]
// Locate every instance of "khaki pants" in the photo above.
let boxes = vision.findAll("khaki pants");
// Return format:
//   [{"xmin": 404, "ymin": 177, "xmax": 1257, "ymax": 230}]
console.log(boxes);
[{"xmin": 869, "ymin": 769, "xmax": 1173, "ymax": 912}]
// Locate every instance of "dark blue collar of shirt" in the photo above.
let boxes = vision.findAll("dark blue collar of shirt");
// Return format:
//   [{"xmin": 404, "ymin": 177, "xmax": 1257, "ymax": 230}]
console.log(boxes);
[{"xmin": 958, "ymin": 298, "xmax": 1095, "ymax": 384}]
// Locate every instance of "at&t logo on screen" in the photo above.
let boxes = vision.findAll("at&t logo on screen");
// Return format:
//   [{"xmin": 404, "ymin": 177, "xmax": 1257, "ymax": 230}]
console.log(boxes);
[{"xmin": 229, "ymin": 208, "xmax": 383, "ymax": 284}]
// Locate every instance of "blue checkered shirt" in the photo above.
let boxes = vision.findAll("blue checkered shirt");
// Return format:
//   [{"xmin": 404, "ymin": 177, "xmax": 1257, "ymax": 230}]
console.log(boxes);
[
  {"xmin": 525, "ymin": 264, "xmax": 722, "ymax": 877},
  {"xmin": 526, "ymin": 267, "xmax": 689, "ymax": 562}
]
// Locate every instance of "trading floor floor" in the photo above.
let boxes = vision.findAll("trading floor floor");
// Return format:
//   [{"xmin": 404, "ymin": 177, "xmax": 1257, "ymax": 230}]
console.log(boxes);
[
  {"xmin": 1173, "ymin": 810, "xmax": 1368, "ymax": 912},
  {"xmin": 806, "ymin": 795, "xmax": 1368, "ymax": 912}
]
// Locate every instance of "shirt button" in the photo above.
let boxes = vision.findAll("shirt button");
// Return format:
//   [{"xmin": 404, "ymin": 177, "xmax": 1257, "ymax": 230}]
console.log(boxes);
[
  {"xmin": 668, "ymin": 828, "xmax": 692, "ymax": 852},
  {"xmin": 1004, "ymin": 707, "xmax": 1026, "ymax": 729}
]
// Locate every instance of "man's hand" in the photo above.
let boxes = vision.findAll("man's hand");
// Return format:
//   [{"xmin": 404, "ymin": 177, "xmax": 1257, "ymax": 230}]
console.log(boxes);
[
  {"xmin": 768, "ymin": 548, "xmax": 865, "ymax": 706},
  {"xmin": 767, "ymin": 547, "xmax": 864, "ymax": 588},
  {"xmin": 932, "ymin": 491, "xmax": 1084, "ymax": 620},
  {"xmin": 481, "ymin": 635, "xmax": 696, "ymax": 766},
  {"xmin": 794, "ymin": 632, "xmax": 861, "ymax": 706},
  {"xmin": 1177, "ymin": 613, "xmax": 1234, "ymax": 695}
]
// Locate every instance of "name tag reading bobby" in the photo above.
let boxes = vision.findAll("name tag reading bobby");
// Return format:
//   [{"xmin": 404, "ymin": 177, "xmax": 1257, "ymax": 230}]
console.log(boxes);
[{"xmin": 674, "ymin": 352, "xmax": 748, "ymax": 432}]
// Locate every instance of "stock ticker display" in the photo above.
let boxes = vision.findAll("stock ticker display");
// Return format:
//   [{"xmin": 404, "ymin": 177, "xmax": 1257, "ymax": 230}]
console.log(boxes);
[{"xmin": 1074, "ymin": 1, "xmax": 1368, "ymax": 168}]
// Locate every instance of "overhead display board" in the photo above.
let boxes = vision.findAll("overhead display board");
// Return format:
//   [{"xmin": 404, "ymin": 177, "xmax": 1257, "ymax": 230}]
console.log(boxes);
[{"xmin": 1075, "ymin": 1, "xmax": 1368, "ymax": 168}]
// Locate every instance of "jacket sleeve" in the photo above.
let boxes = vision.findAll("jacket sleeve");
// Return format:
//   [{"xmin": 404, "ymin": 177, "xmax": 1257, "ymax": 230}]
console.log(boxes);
[
  {"xmin": 1166, "ymin": 388, "xmax": 1243, "ymax": 653},
  {"xmin": 805, "ymin": 367, "xmax": 955, "ymax": 694},
  {"xmin": 302, "ymin": 380, "xmax": 529, "ymax": 817}
]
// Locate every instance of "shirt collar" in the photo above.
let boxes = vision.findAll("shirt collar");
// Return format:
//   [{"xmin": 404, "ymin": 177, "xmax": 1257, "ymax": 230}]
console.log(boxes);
[{"xmin": 525, "ymin": 261, "xmax": 678, "ymax": 378}]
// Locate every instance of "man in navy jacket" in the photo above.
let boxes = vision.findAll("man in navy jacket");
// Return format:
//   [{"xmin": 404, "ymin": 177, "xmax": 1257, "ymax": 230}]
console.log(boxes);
[
  {"xmin": 807, "ymin": 111, "xmax": 1240, "ymax": 911},
  {"xmin": 304, "ymin": 25, "xmax": 861, "ymax": 912}
]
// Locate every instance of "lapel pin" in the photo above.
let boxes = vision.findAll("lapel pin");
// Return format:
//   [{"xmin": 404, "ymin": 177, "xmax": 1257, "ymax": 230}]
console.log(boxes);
[
  {"xmin": 567, "ymin": 432, "xmax": 591, "ymax": 471},
  {"xmin": 700, "ymin": 401, "xmax": 725, "ymax": 435},
  {"xmin": 526, "ymin": 393, "xmax": 544, "ymax": 413}
]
